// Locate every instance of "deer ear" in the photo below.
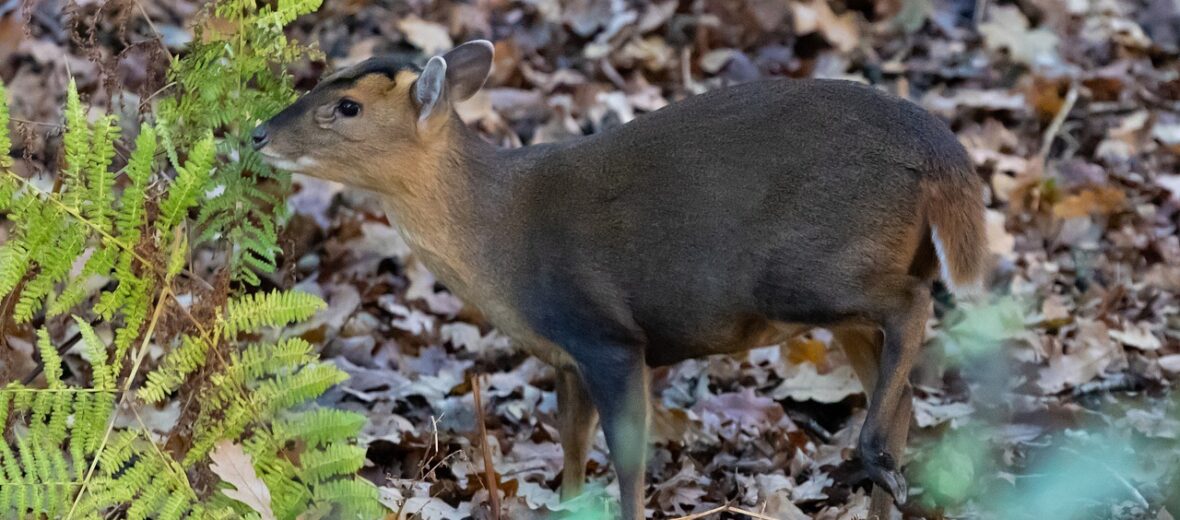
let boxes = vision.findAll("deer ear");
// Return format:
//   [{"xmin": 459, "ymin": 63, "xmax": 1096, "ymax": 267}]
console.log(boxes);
[
  {"xmin": 441, "ymin": 40, "xmax": 494, "ymax": 102},
  {"xmin": 414, "ymin": 56, "xmax": 447, "ymax": 123}
]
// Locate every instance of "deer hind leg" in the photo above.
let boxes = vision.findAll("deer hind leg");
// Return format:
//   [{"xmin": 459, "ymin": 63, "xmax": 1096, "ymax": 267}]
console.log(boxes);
[
  {"xmin": 556, "ymin": 366, "xmax": 599, "ymax": 501},
  {"xmin": 833, "ymin": 307, "xmax": 920, "ymax": 520}
]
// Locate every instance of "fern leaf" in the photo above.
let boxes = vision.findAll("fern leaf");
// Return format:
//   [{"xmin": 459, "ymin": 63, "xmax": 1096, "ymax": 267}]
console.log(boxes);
[
  {"xmin": 157, "ymin": 132, "xmax": 213, "ymax": 234},
  {"xmin": 158, "ymin": 490, "xmax": 193, "ymax": 520},
  {"xmin": 231, "ymin": 338, "xmax": 315, "ymax": 380},
  {"xmin": 275, "ymin": 409, "xmax": 367, "ymax": 447},
  {"xmin": 257, "ymin": 363, "xmax": 348, "ymax": 413},
  {"xmin": 0, "ymin": 80, "xmax": 10, "ymax": 169},
  {"xmin": 17, "ymin": 223, "xmax": 86, "ymax": 322},
  {"xmin": 141, "ymin": 334, "xmax": 213, "ymax": 403},
  {"xmin": 126, "ymin": 473, "xmax": 172, "ymax": 520},
  {"xmin": 116, "ymin": 123, "xmax": 157, "ymax": 244},
  {"xmin": 313, "ymin": 479, "xmax": 383, "ymax": 519},
  {"xmin": 86, "ymin": 114, "xmax": 119, "ymax": 231},
  {"xmin": 35, "ymin": 328, "xmax": 64, "ymax": 389},
  {"xmin": 297, "ymin": 444, "xmax": 365, "ymax": 484},
  {"xmin": 224, "ymin": 290, "xmax": 325, "ymax": 336},
  {"xmin": 61, "ymin": 79, "xmax": 91, "ymax": 210},
  {"xmin": 0, "ymin": 242, "xmax": 30, "ymax": 299}
]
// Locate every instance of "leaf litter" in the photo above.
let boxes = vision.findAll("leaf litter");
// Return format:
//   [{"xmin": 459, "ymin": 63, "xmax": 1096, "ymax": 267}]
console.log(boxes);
[{"xmin": 2, "ymin": 0, "xmax": 1179, "ymax": 517}]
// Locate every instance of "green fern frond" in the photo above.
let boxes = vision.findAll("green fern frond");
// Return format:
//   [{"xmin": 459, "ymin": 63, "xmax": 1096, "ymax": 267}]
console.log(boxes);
[
  {"xmin": 15, "ymin": 222, "xmax": 86, "ymax": 322},
  {"xmin": 258, "ymin": 363, "xmax": 348, "ymax": 414},
  {"xmin": 0, "ymin": 242, "xmax": 30, "ymax": 298},
  {"xmin": 312, "ymin": 479, "xmax": 383, "ymax": 519},
  {"xmin": 61, "ymin": 80, "xmax": 91, "ymax": 209},
  {"xmin": 232, "ymin": 338, "xmax": 315, "ymax": 380},
  {"xmin": 298, "ymin": 444, "xmax": 366, "ymax": 484},
  {"xmin": 35, "ymin": 328, "xmax": 64, "ymax": 389},
  {"xmin": 116, "ymin": 124, "xmax": 157, "ymax": 245},
  {"xmin": 0, "ymin": 2, "xmax": 381, "ymax": 517},
  {"xmin": 86, "ymin": 115, "xmax": 119, "ymax": 231},
  {"xmin": 141, "ymin": 334, "xmax": 214, "ymax": 403},
  {"xmin": 157, "ymin": 132, "xmax": 213, "ymax": 234},
  {"xmin": 185, "ymin": 396, "xmax": 255, "ymax": 465},
  {"xmin": 0, "ymin": 81, "xmax": 11, "ymax": 173},
  {"xmin": 275, "ymin": 408, "xmax": 367, "ymax": 447},
  {"xmin": 224, "ymin": 290, "xmax": 326, "ymax": 336}
]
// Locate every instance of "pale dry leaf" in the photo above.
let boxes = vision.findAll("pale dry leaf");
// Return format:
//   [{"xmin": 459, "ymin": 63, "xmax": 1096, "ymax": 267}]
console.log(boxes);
[
  {"xmin": 513, "ymin": 479, "xmax": 563, "ymax": 509},
  {"xmin": 652, "ymin": 460, "xmax": 709, "ymax": 515},
  {"xmin": 1038, "ymin": 319, "xmax": 1125, "ymax": 393},
  {"xmin": 771, "ymin": 362, "xmax": 862, "ymax": 403},
  {"xmin": 1040, "ymin": 294, "xmax": 1072, "ymax": 324},
  {"xmin": 209, "ymin": 440, "xmax": 276, "ymax": 520},
  {"xmin": 792, "ymin": 0, "xmax": 860, "ymax": 52},
  {"xmin": 1109, "ymin": 322, "xmax": 1162, "ymax": 351},
  {"xmin": 921, "ymin": 88, "xmax": 1028, "ymax": 117},
  {"xmin": 1158, "ymin": 354, "xmax": 1180, "ymax": 374},
  {"xmin": 792, "ymin": 471, "xmax": 833, "ymax": 501},
  {"xmin": 398, "ymin": 496, "xmax": 472, "ymax": 520},
  {"xmin": 1121, "ymin": 408, "xmax": 1180, "ymax": 439},
  {"xmin": 1157, "ymin": 174, "xmax": 1180, "ymax": 202},
  {"xmin": 693, "ymin": 388, "xmax": 787, "ymax": 433},
  {"xmin": 979, "ymin": 5, "xmax": 1060, "ymax": 67},
  {"xmin": 987, "ymin": 209, "xmax": 1015, "ymax": 257},
  {"xmin": 700, "ymin": 48, "xmax": 738, "ymax": 74},
  {"xmin": 913, "ymin": 398, "xmax": 975, "ymax": 428},
  {"xmin": 441, "ymin": 322, "xmax": 483, "ymax": 351},
  {"xmin": 755, "ymin": 474, "xmax": 810, "ymax": 519},
  {"xmin": 1152, "ymin": 120, "xmax": 1180, "ymax": 146},
  {"xmin": 397, "ymin": 16, "xmax": 453, "ymax": 55}
]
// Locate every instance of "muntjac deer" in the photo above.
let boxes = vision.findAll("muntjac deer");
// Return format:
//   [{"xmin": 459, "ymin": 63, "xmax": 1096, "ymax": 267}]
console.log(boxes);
[{"xmin": 254, "ymin": 40, "xmax": 987, "ymax": 519}]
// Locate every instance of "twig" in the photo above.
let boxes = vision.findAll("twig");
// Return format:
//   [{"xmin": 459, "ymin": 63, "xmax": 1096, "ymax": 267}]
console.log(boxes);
[
  {"xmin": 1060, "ymin": 447, "xmax": 1150, "ymax": 510},
  {"xmin": 786, "ymin": 409, "xmax": 832, "ymax": 444},
  {"xmin": 1036, "ymin": 82, "xmax": 1080, "ymax": 167},
  {"xmin": 472, "ymin": 374, "xmax": 501, "ymax": 520},
  {"xmin": 132, "ymin": 0, "xmax": 173, "ymax": 61},
  {"xmin": 1068, "ymin": 371, "xmax": 1145, "ymax": 399},
  {"xmin": 10, "ymin": 118, "xmax": 62, "ymax": 128},
  {"xmin": 671, "ymin": 504, "xmax": 782, "ymax": 520}
]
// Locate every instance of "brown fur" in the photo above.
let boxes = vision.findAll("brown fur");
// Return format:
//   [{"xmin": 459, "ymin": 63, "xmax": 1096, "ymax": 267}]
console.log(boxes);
[{"xmin": 255, "ymin": 45, "xmax": 988, "ymax": 519}]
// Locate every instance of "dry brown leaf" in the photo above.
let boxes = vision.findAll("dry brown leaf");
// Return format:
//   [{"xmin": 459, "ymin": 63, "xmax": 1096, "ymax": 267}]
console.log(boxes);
[
  {"xmin": 1052, "ymin": 186, "xmax": 1127, "ymax": 218},
  {"xmin": 209, "ymin": 440, "xmax": 276, "ymax": 520},
  {"xmin": 786, "ymin": 337, "xmax": 827, "ymax": 367}
]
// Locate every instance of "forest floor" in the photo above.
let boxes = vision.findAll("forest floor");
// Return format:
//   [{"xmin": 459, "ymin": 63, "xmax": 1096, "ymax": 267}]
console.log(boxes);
[{"xmin": 2, "ymin": 0, "xmax": 1180, "ymax": 518}]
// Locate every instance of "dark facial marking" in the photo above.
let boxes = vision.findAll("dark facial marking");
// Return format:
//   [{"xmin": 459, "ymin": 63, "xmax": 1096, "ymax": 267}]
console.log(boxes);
[{"xmin": 317, "ymin": 56, "xmax": 423, "ymax": 92}]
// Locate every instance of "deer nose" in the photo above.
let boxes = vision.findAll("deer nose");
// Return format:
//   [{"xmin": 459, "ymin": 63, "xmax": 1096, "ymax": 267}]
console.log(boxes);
[{"xmin": 251, "ymin": 124, "xmax": 270, "ymax": 150}]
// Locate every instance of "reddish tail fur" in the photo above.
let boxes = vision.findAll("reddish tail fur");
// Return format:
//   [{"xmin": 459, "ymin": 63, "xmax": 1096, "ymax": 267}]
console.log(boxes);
[{"xmin": 924, "ymin": 164, "xmax": 988, "ymax": 294}]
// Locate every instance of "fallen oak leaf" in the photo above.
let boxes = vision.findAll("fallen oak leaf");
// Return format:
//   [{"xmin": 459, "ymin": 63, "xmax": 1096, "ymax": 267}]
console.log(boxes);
[{"xmin": 209, "ymin": 440, "xmax": 276, "ymax": 520}]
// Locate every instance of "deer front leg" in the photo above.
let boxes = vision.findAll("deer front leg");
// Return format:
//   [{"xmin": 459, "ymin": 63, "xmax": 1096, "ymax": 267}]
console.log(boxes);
[{"xmin": 576, "ymin": 345, "xmax": 649, "ymax": 519}]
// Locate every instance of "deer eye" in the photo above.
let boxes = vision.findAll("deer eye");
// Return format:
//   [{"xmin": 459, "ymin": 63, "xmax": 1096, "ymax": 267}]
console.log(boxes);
[{"xmin": 337, "ymin": 99, "xmax": 361, "ymax": 117}]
